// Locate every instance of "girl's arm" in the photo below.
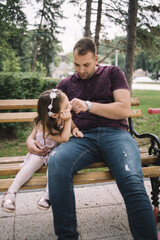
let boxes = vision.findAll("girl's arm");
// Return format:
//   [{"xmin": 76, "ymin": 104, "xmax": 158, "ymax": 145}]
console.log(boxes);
[
  {"xmin": 71, "ymin": 121, "xmax": 83, "ymax": 138},
  {"xmin": 50, "ymin": 111, "xmax": 72, "ymax": 143}
]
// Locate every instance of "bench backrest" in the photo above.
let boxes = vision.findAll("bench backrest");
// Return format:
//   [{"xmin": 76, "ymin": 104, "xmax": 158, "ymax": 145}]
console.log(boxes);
[{"xmin": 0, "ymin": 98, "xmax": 142, "ymax": 123}]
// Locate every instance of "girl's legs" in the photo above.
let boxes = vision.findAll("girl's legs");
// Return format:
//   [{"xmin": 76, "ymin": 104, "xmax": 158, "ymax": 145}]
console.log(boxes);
[
  {"xmin": 37, "ymin": 151, "xmax": 57, "ymax": 210},
  {"xmin": 37, "ymin": 169, "xmax": 50, "ymax": 210},
  {"xmin": 2, "ymin": 155, "xmax": 44, "ymax": 212}
]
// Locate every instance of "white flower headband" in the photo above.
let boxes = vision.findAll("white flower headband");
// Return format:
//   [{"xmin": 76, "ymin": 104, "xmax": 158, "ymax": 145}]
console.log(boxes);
[{"xmin": 48, "ymin": 89, "xmax": 58, "ymax": 117}]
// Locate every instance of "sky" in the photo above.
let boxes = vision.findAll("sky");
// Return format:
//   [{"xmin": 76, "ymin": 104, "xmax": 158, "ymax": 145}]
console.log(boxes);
[
  {"xmin": 23, "ymin": 0, "xmax": 160, "ymax": 54},
  {"xmin": 23, "ymin": 1, "xmax": 83, "ymax": 53},
  {"xmin": 23, "ymin": 0, "xmax": 125, "ymax": 54}
]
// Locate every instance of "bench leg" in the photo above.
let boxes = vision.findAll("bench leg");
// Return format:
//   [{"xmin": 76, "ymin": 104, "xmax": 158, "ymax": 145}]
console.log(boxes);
[{"xmin": 150, "ymin": 177, "xmax": 160, "ymax": 224}]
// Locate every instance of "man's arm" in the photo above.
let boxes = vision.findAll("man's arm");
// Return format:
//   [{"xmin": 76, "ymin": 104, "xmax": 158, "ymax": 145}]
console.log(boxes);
[
  {"xmin": 26, "ymin": 127, "xmax": 48, "ymax": 155},
  {"xmin": 70, "ymin": 89, "xmax": 131, "ymax": 120}
]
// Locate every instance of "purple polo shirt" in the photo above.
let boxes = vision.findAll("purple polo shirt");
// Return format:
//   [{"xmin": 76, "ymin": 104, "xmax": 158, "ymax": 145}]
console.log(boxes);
[{"xmin": 57, "ymin": 65, "xmax": 130, "ymax": 131}]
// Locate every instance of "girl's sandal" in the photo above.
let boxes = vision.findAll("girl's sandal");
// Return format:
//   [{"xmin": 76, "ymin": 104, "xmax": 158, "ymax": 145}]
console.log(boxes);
[
  {"xmin": 1, "ymin": 192, "xmax": 16, "ymax": 213},
  {"xmin": 37, "ymin": 197, "xmax": 50, "ymax": 210}
]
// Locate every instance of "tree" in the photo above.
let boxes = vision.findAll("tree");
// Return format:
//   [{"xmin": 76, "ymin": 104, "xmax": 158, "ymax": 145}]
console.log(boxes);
[
  {"xmin": 84, "ymin": 0, "xmax": 92, "ymax": 37},
  {"xmin": 135, "ymin": 50, "xmax": 160, "ymax": 80},
  {"xmin": 2, "ymin": 49, "xmax": 21, "ymax": 72},
  {"xmin": 94, "ymin": 0, "xmax": 102, "ymax": 50},
  {"xmin": 135, "ymin": 52, "xmax": 149, "ymax": 72},
  {"xmin": 124, "ymin": 0, "xmax": 138, "ymax": 90},
  {"xmin": 31, "ymin": 0, "xmax": 64, "ymax": 73},
  {"xmin": 72, "ymin": 0, "xmax": 160, "ymax": 87},
  {"xmin": 21, "ymin": 29, "xmax": 62, "ymax": 75},
  {"xmin": 0, "ymin": 0, "xmax": 27, "ymax": 70}
]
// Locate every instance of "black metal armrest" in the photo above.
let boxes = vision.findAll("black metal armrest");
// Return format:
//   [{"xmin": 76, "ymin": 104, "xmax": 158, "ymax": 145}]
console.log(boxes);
[{"xmin": 128, "ymin": 117, "xmax": 160, "ymax": 157}]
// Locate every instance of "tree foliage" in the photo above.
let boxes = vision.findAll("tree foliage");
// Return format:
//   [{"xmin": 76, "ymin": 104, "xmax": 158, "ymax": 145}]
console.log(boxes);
[
  {"xmin": 31, "ymin": 0, "xmax": 64, "ymax": 73},
  {"xmin": 72, "ymin": 0, "xmax": 160, "ymax": 84},
  {"xmin": 0, "ymin": 0, "xmax": 27, "ymax": 71},
  {"xmin": 0, "ymin": 0, "xmax": 64, "ymax": 76}
]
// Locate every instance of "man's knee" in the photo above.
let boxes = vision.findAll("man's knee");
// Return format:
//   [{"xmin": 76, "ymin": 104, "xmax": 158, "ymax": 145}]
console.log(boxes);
[
  {"xmin": 48, "ymin": 146, "xmax": 73, "ymax": 176},
  {"xmin": 117, "ymin": 173, "xmax": 146, "ymax": 197}
]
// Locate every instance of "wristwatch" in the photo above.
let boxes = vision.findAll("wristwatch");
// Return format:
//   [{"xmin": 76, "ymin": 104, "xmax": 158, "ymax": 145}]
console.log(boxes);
[{"xmin": 85, "ymin": 100, "xmax": 92, "ymax": 112}]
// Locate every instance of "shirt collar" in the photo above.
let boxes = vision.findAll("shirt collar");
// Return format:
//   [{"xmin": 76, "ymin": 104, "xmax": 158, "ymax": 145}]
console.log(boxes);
[{"xmin": 74, "ymin": 64, "xmax": 104, "ymax": 80}]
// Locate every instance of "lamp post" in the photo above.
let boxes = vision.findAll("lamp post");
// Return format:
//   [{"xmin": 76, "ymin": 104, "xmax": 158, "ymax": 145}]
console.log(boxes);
[{"xmin": 115, "ymin": 49, "xmax": 119, "ymax": 66}]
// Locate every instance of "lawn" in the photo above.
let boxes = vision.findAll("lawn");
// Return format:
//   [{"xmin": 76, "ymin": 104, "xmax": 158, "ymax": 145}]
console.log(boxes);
[
  {"xmin": 0, "ymin": 124, "xmax": 32, "ymax": 157},
  {"xmin": 0, "ymin": 89, "xmax": 160, "ymax": 157},
  {"xmin": 132, "ymin": 90, "xmax": 160, "ymax": 136}
]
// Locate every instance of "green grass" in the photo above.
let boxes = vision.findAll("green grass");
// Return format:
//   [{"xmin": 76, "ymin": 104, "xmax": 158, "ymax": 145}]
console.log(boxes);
[
  {"xmin": 0, "ymin": 89, "xmax": 160, "ymax": 157},
  {"xmin": 0, "ymin": 124, "xmax": 32, "ymax": 157},
  {"xmin": 132, "ymin": 90, "xmax": 160, "ymax": 137}
]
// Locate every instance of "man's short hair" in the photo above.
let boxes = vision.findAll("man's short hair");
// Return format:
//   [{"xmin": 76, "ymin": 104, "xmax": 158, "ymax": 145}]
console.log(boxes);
[{"xmin": 73, "ymin": 37, "xmax": 97, "ymax": 56}]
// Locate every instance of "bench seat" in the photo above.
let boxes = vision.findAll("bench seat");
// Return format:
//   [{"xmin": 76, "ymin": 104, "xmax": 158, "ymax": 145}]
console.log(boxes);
[
  {"xmin": 0, "ymin": 153, "xmax": 159, "ymax": 191},
  {"xmin": 1, "ymin": 96, "xmax": 160, "ymax": 223}
]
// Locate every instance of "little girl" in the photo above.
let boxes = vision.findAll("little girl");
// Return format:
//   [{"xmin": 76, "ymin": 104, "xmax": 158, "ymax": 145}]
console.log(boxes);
[{"xmin": 1, "ymin": 88, "xmax": 83, "ymax": 213}]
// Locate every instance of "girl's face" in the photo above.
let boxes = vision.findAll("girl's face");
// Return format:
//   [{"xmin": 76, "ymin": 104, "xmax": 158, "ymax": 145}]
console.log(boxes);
[{"xmin": 59, "ymin": 93, "xmax": 72, "ymax": 114}]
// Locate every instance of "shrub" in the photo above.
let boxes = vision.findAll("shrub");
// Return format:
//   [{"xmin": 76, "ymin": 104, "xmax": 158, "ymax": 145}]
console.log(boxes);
[
  {"xmin": 0, "ymin": 72, "xmax": 61, "ymax": 137},
  {"xmin": 40, "ymin": 77, "xmax": 60, "ymax": 92},
  {"xmin": 0, "ymin": 72, "xmax": 41, "ymax": 99}
]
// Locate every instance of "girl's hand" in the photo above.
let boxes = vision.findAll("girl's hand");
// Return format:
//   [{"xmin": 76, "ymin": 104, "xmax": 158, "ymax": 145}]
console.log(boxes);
[
  {"xmin": 60, "ymin": 110, "xmax": 72, "ymax": 121},
  {"xmin": 72, "ymin": 127, "xmax": 83, "ymax": 138}
]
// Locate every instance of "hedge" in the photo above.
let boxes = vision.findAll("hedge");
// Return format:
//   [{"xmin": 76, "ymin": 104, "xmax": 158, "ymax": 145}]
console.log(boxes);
[{"xmin": 0, "ymin": 72, "xmax": 60, "ymax": 135}]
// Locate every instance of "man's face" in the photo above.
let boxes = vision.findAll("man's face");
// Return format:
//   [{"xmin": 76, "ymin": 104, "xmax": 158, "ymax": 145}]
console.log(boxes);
[{"xmin": 73, "ymin": 49, "xmax": 98, "ymax": 80}]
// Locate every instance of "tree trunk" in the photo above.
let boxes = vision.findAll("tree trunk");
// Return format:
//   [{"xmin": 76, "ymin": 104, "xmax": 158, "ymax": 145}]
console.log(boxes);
[
  {"xmin": 31, "ymin": 38, "xmax": 41, "ymax": 72},
  {"xmin": 124, "ymin": 0, "xmax": 138, "ymax": 91},
  {"xmin": 94, "ymin": 0, "xmax": 102, "ymax": 52},
  {"xmin": 84, "ymin": 0, "xmax": 92, "ymax": 37},
  {"xmin": 31, "ymin": 0, "xmax": 44, "ymax": 72}
]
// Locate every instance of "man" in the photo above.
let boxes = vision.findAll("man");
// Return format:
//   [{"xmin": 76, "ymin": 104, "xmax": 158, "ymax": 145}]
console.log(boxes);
[{"xmin": 27, "ymin": 37, "xmax": 157, "ymax": 239}]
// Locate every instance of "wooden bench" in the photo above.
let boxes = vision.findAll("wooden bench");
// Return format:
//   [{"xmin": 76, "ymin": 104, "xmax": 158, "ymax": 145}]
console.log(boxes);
[{"xmin": 0, "ymin": 98, "xmax": 160, "ymax": 221}]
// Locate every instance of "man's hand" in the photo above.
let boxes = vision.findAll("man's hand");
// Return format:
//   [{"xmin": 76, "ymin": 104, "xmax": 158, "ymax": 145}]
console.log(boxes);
[
  {"xmin": 72, "ymin": 127, "xmax": 83, "ymax": 138},
  {"xmin": 26, "ymin": 136, "xmax": 48, "ymax": 156},
  {"xmin": 70, "ymin": 98, "xmax": 87, "ymax": 114}
]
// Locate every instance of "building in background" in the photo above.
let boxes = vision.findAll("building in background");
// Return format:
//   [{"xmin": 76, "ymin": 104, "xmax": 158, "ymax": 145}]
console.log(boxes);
[{"xmin": 51, "ymin": 53, "xmax": 74, "ymax": 79}]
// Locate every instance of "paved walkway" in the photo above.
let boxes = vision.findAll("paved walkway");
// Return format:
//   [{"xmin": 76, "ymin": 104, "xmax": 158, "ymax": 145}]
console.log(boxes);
[
  {"xmin": 132, "ymin": 83, "xmax": 160, "ymax": 90},
  {"xmin": 0, "ymin": 180, "xmax": 156, "ymax": 240}
]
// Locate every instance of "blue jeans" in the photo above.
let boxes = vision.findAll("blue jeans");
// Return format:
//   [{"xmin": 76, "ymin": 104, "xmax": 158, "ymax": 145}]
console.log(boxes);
[{"xmin": 48, "ymin": 127, "xmax": 157, "ymax": 240}]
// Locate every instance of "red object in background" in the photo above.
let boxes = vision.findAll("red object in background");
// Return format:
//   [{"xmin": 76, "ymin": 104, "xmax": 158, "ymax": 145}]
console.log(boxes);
[{"xmin": 148, "ymin": 108, "xmax": 160, "ymax": 114}]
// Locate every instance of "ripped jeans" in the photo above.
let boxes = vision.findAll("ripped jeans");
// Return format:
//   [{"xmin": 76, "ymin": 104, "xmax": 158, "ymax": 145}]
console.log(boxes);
[{"xmin": 48, "ymin": 127, "xmax": 157, "ymax": 240}]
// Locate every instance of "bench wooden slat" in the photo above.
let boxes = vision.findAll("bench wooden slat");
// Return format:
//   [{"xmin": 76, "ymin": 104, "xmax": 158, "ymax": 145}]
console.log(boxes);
[
  {"xmin": 129, "ymin": 109, "xmax": 142, "ymax": 118},
  {"xmin": 0, "ymin": 176, "xmax": 47, "ymax": 191},
  {"xmin": 142, "ymin": 166, "xmax": 160, "ymax": 178},
  {"xmin": 130, "ymin": 97, "xmax": 140, "ymax": 106},
  {"xmin": 0, "ymin": 156, "xmax": 25, "ymax": 164},
  {"xmin": 0, "ymin": 109, "xmax": 142, "ymax": 123},
  {"xmin": 0, "ymin": 153, "xmax": 158, "ymax": 176},
  {"xmin": 0, "ymin": 98, "xmax": 139, "ymax": 110},
  {"xmin": 1, "ymin": 151, "xmax": 155, "ymax": 165},
  {"xmin": 0, "ymin": 164, "xmax": 47, "ymax": 176},
  {"xmin": 0, "ymin": 172, "xmax": 115, "ymax": 191},
  {"xmin": 0, "ymin": 112, "xmax": 37, "ymax": 122},
  {"xmin": 0, "ymin": 99, "xmax": 38, "ymax": 109},
  {"xmin": 0, "ymin": 165, "xmax": 160, "ymax": 192},
  {"xmin": 73, "ymin": 171, "xmax": 114, "ymax": 185}
]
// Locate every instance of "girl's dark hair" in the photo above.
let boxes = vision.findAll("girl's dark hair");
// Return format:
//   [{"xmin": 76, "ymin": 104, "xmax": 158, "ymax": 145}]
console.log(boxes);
[
  {"xmin": 35, "ymin": 89, "xmax": 64, "ymax": 138},
  {"xmin": 73, "ymin": 37, "xmax": 97, "ymax": 56}
]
